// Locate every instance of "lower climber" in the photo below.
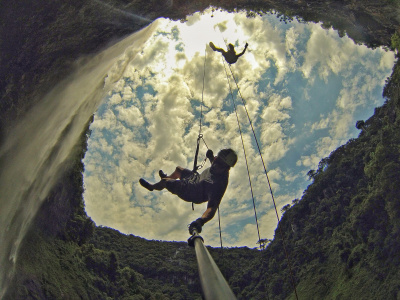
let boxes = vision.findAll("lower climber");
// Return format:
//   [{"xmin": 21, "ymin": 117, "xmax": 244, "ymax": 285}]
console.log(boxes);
[{"xmin": 139, "ymin": 148, "xmax": 238, "ymax": 233}]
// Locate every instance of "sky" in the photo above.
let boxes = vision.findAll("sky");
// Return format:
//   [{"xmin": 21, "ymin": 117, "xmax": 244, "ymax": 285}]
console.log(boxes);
[{"xmin": 83, "ymin": 8, "xmax": 395, "ymax": 248}]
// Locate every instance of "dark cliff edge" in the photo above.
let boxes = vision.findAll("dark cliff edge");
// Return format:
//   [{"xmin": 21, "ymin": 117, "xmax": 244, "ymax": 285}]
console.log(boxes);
[
  {"xmin": 1, "ymin": 0, "xmax": 400, "ymax": 299},
  {"xmin": 1, "ymin": 0, "xmax": 399, "ymax": 134},
  {"xmin": 243, "ymin": 51, "xmax": 400, "ymax": 299}
]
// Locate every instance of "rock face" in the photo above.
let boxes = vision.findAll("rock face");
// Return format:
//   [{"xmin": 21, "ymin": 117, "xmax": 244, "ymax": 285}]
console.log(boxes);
[
  {"xmin": 0, "ymin": 0, "xmax": 399, "ymax": 298},
  {"xmin": 0, "ymin": 0, "xmax": 399, "ymax": 133}
]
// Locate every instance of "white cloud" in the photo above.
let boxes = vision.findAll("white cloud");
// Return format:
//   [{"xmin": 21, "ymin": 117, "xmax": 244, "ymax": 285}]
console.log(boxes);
[
  {"xmin": 115, "ymin": 105, "xmax": 144, "ymax": 127},
  {"xmin": 310, "ymin": 115, "xmax": 330, "ymax": 131},
  {"xmin": 260, "ymin": 123, "xmax": 285, "ymax": 144},
  {"xmin": 380, "ymin": 49, "xmax": 397, "ymax": 70},
  {"xmin": 109, "ymin": 93, "xmax": 123, "ymax": 105},
  {"xmin": 296, "ymin": 153, "xmax": 321, "ymax": 169},
  {"xmin": 83, "ymin": 9, "xmax": 395, "ymax": 248},
  {"xmin": 90, "ymin": 109, "xmax": 117, "ymax": 131},
  {"xmin": 261, "ymin": 106, "xmax": 290, "ymax": 123},
  {"xmin": 286, "ymin": 26, "xmax": 300, "ymax": 53},
  {"xmin": 301, "ymin": 24, "xmax": 358, "ymax": 82}
]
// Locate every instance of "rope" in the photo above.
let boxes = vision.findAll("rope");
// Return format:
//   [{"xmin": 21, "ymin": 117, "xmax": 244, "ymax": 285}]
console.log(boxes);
[
  {"xmin": 193, "ymin": 45, "xmax": 225, "ymax": 268},
  {"xmin": 199, "ymin": 44, "xmax": 207, "ymax": 136},
  {"xmin": 221, "ymin": 58, "xmax": 262, "ymax": 247},
  {"xmin": 215, "ymin": 30, "xmax": 299, "ymax": 297},
  {"xmin": 192, "ymin": 45, "xmax": 209, "ymax": 173},
  {"xmin": 217, "ymin": 207, "xmax": 224, "ymax": 258},
  {"xmin": 225, "ymin": 62, "xmax": 299, "ymax": 300},
  {"xmin": 217, "ymin": 207, "xmax": 227, "ymax": 278},
  {"xmin": 227, "ymin": 63, "xmax": 277, "ymax": 218}
]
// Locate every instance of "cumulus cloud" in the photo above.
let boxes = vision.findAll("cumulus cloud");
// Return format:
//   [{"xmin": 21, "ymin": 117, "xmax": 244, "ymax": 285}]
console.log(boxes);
[
  {"xmin": 310, "ymin": 115, "xmax": 330, "ymax": 131},
  {"xmin": 83, "ymin": 9, "xmax": 395, "ymax": 247},
  {"xmin": 115, "ymin": 105, "xmax": 144, "ymax": 127}
]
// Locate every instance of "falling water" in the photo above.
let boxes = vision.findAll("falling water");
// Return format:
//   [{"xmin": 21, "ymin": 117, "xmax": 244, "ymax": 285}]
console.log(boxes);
[{"xmin": 0, "ymin": 20, "xmax": 158, "ymax": 297}]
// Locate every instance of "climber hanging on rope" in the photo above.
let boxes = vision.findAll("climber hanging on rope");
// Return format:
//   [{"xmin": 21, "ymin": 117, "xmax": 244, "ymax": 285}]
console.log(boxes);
[
  {"xmin": 139, "ymin": 148, "xmax": 238, "ymax": 233},
  {"xmin": 209, "ymin": 41, "xmax": 248, "ymax": 64}
]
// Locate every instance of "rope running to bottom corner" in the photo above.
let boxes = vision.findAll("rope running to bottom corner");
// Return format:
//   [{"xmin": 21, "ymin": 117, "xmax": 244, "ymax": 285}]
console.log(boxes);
[{"xmin": 223, "ymin": 58, "xmax": 300, "ymax": 300}]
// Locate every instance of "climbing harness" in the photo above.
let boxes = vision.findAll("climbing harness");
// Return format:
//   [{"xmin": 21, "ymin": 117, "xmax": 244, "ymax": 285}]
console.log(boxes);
[
  {"xmin": 191, "ymin": 133, "xmax": 208, "ymax": 211},
  {"xmin": 189, "ymin": 44, "xmax": 227, "ymax": 256},
  {"xmin": 192, "ymin": 134, "xmax": 208, "ymax": 173}
]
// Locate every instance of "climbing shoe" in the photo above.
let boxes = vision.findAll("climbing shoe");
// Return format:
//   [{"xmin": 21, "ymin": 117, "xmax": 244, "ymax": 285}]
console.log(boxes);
[
  {"xmin": 159, "ymin": 170, "xmax": 167, "ymax": 179},
  {"xmin": 209, "ymin": 42, "xmax": 217, "ymax": 51},
  {"xmin": 139, "ymin": 178, "xmax": 153, "ymax": 191}
]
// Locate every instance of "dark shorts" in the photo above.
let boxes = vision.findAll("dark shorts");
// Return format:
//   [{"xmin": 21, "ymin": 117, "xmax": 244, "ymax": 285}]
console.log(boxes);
[
  {"xmin": 180, "ymin": 168, "xmax": 196, "ymax": 180},
  {"xmin": 165, "ymin": 169, "xmax": 204, "ymax": 204}
]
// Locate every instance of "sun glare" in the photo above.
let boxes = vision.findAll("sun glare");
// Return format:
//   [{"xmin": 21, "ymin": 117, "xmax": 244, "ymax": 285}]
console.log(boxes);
[{"xmin": 178, "ymin": 8, "xmax": 250, "ymax": 61}]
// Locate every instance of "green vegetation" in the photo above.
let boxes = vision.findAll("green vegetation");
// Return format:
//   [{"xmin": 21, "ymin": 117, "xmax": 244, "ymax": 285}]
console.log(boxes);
[
  {"xmin": 7, "ymin": 50, "xmax": 400, "ymax": 299},
  {"xmin": 387, "ymin": 0, "xmax": 400, "ymax": 6},
  {"xmin": 3, "ymin": 2, "xmax": 400, "ymax": 300},
  {"xmin": 4, "ymin": 115, "xmax": 260, "ymax": 299},
  {"xmin": 392, "ymin": 32, "xmax": 400, "ymax": 50},
  {"xmin": 248, "ymin": 39, "xmax": 400, "ymax": 299}
]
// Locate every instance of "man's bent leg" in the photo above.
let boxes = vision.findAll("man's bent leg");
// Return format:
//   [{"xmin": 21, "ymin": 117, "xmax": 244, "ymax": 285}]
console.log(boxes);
[
  {"xmin": 164, "ymin": 166, "xmax": 184, "ymax": 179},
  {"xmin": 139, "ymin": 178, "xmax": 168, "ymax": 191},
  {"xmin": 151, "ymin": 179, "xmax": 168, "ymax": 190},
  {"xmin": 139, "ymin": 178, "xmax": 154, "ymax": 191}
]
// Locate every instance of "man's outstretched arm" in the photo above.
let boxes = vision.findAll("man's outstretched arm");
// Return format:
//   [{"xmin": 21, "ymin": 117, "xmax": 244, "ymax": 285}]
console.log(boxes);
[
  {"xmin": 237, "ymin": 43, "xmax": 249, "ymax": 58},
  {"xmin": 189, "ymin": 206, "xmax": 217, "ymax": 233},
  {"xmin": 201, "ymin": 206, "xmax": 218, "ymax": 223},
  {"xmin": 189, "ymin": 207, "xmax": 218, "ymax": 234}
]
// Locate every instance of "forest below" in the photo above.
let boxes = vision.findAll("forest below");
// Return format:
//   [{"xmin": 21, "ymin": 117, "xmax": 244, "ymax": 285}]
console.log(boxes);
[{"xmin": 1, "ymin": 0, "xmax": 400, "ymax": 299}]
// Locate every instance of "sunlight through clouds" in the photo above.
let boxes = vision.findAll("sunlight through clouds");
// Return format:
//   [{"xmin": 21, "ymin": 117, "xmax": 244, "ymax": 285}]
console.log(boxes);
[{"xmin": 83, "ymin": 8, "xmax": 395, "ymax": 248}]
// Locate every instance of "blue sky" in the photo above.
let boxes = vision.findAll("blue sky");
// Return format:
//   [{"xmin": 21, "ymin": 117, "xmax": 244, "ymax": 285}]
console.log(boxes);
[{"xmin": 83, "ymin": 8, "xmax": 395, "ymax": 248}]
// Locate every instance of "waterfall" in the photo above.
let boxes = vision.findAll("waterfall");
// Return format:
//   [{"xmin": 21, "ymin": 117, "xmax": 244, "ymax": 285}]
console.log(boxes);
[{"xmin": 0, "ymin": 20, "xmax": 158, "ymax": 297}]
